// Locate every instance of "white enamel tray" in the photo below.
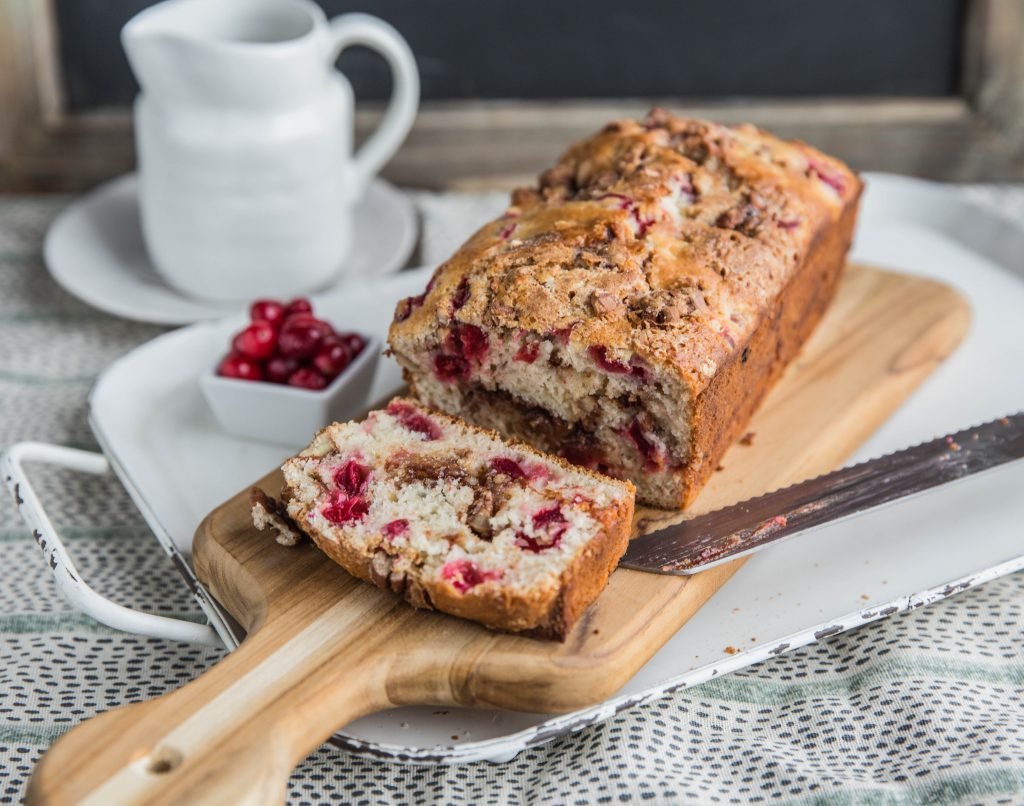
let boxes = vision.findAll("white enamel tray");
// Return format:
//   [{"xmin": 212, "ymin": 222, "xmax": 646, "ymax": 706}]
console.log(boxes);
[{"xmin": 7, "ymin": 174, "xmax": 1024, "ymax": 764}]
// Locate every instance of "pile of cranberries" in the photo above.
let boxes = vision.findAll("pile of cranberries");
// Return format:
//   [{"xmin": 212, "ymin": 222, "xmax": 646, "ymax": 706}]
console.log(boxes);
[{"xmin": 216, "ymin": 298, "xmax": 366, "ymax": 391}]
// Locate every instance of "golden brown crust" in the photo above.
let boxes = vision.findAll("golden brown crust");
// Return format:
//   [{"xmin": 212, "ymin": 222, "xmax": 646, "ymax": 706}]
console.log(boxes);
[
  {"xmin": 676, "ymin": 185, "xmax": 861, "ymax": 504},
  {"xmin": 528, "ymin": 498, "xmax": 632, "ymax": 639},
  {"xmin": 389, "ymin": 110, "xmax": 860, "ymax": 396}
]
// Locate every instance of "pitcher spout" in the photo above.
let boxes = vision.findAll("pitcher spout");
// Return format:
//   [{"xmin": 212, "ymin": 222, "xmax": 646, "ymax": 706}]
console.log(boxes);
[{"xmin": 122, "ymin": 0, "xmax": 331, "ymax": 109}]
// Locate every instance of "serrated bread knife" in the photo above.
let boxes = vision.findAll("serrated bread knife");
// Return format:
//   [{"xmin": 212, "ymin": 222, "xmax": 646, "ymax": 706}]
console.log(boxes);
[{"xmin": 621, "ymin": 413, "xmax": 1024, "ymax": 575}]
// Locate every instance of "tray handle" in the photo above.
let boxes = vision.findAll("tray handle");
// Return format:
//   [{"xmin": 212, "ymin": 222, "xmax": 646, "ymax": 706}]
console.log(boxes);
[{"xmin": 2, "ymin": 442, "xmax": 221, "ymax": 647}]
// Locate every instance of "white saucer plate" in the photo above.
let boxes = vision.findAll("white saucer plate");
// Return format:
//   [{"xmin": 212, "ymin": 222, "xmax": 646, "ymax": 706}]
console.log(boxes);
[
  {"xmin": 74, "ymin": 174, "xmax": 1024, "ymax": 762},
  {"xmin": 44, "ymin": 174, "xmax": 418, "ymax": 326}
]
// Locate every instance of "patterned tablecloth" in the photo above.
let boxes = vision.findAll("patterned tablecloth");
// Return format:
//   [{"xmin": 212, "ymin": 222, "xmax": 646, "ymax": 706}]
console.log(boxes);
[{"xmin": 2, "ymin": 186, "xmax": 1024, "ymax": 806}]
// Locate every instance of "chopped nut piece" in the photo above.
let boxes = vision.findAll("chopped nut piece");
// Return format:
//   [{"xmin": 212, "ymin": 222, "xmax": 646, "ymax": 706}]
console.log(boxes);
[
  {"xmin": 590, "ymin": 291, "xmax": 624, "ymax": 316},
  {"xmin": 249, "ymin": 488, "xmax": 303, "ymax": 546}
]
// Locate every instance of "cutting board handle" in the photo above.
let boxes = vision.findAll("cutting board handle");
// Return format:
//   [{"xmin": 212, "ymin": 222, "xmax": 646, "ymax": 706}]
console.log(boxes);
[{"xmin": 25, "ymin": 600, "xmax": 409, "ymax": 806}]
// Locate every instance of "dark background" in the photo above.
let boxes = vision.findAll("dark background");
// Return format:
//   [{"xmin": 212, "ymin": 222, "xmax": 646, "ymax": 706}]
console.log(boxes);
[{"xmin": 58, "ymin": 0, "xmax": 966, "ymax": 110}]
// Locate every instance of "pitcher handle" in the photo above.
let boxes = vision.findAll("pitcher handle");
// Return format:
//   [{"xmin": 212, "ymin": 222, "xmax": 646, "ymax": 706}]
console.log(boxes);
[{"xmin": 329, "ymin": 13, "xmax": 419, "ymax": 195}]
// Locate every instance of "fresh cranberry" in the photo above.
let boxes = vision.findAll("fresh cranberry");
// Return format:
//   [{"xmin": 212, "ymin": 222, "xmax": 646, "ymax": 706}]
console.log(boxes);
[
  {"xmin": 626, "ymin": 419, "xmax": 668, "ymax": 471},
  {"xmin": 630, "ymin": 208, "xmax": 655, "ymax": 237},
  {"xmin": 589, "ymin": 345, "xmax": 631, "ymax": 374},
  {"xmin": 337, "ymin": 333, "xmax": 366, "ymax": 358},
  {"xmin": 441, "ymin": 559, "xmax": 502, "ymax": 593},
  {"xmin": 217, "ymin": 353, "xmax": 263, "ymax": 382},
  {"xmin": 807, "ymin": 157, "xmax": 846, "ymax": 194},
  {"xmin": 333, "ymin": 459, "xmax": 369, "ymax": 495},
  {"xmin": 496, "ymin": 210, "xmax": 520, "ymax": 241},
  {"xmin": 394, "ymin": 294, "xmax": 424, "ymax": 323},
  {"xmin": 520, "ymin": 528, "xmax": 569, "ymax": 553},
  {"xmin": 386, "ymin": 400, "xmax": 442, "ymax": 440},
  {"xmin": 515, "ymin": 533, "xmax": 546, "ymax": 553},
  {"xmin": 433, "ymin": 353, "xmax": 470, "ymax": 383},
  {"xmin": 589, "ymin": 345, "xmax": 648, "ymax": 381},
  {"xmin": 249, "ymin": 299, "xmax": 286, "ymax": 329},
  {"xmin": 292, "ymin": 314, "xmax": 334, "ymax": 336},
  {"xmin": 231, "ymin": 321, "xmax": 277, "ymax": 361},
  {"xmin": 264, "ymin": 355, "xmax": 299, "ymax": 384},
  {"xmin": 285, "ymin": 298, "xmax": 313, "ymax": 317},
  {"xmin": 489, "ymin": 457, "xmax": 527, "ymax": 479},
  {"xmin": 597, "ymin": 193, "xmax": 654, "ymax": 236},
  {"xmin": 560, "ymin": 443, "xmax": 603, "ymax": 470},
  {"xmin": 497, "ymin": 219, "xmax": 517, "ymax": 240},
  {"xmin": 287, "ymin": 367, "xmax": 328, "ymax": 390},
  {"xmin": 382, "ymin": 519, "xmax": 409, "ymax": 540},
  {"xmin": 514, "ymin": 340, "xmax": 539, "ymax": 364},
  {"xmin": 445, "ymin": 324, "xmax": 488, "ymax": 363},
  {"xmin": 515, "ymin": 529, "xmax": 564, "ymax": 553},
  {"xmin": 451, "ymin": 277, "xmax": 470, "ymax": 312},
  {"xmin": 393, "ymin": 275, "xmax": 437, "ymax": 323},
  {"xmin": 279, "ymin": 316, "xmax": 326, "ymax": 359},
  {"xmin": 313, "ymin": 342, "xmax": 352, "ymax": 379},
  {"xmin": 549, "ymin": 323, "xmax": 578, "ymax": 345},
  {"xmin": 629, "ymin": 362, "xmax": 650, "ymax": 383},
  {"xmin": 598, "ymin": 192, "xmax": 633, "ymax": 208},
  {"xmin": 533, "ymin": 505, "xmax": 567, "ymax": 532},
  {"xmin": 674, "ymin": 174, "xmax": 696, "ymax": 202},
  {"xmin": 460, "ymin": 325, "xmax": 488, "ymax": 361},
  {"xmin": 515, "ymin": 506, "xmax": 568, "ymax": 553},
  {"xmin": 525, "ymin": 464, "xmax": 551, "ymax": 482},
  {"xmin": 321, "ymin": 489, "xmax": 368, "ymax": 525}
]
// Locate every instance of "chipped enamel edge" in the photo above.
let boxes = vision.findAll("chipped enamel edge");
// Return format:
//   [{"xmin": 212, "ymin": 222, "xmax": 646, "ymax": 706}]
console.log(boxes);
[
  {"xmin": 87, "ymin": 413, "xmax": 247, "ymax": 649},
  {"xmin": 1, "ymin": 442, "xmax": 222, "ymax": 648},
  {"xmin": 313, "ymin": 554, "xmax": 1024, "ymax": 763}
]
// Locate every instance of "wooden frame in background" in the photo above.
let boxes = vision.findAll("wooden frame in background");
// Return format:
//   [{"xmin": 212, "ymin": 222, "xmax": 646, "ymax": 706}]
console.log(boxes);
[{"xmin": 2, "ymin": 0, "xmax": 1023, "ymax": 192}]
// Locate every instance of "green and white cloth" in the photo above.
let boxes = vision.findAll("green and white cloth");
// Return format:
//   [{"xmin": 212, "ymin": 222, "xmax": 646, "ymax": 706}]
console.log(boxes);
[{"xmin": 2, "ymin": 189, "xmax": 1024, "ymax": 805}]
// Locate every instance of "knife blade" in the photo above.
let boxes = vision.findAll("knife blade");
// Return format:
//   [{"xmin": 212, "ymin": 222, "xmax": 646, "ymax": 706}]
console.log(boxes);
[{"xmin": 620, "ymin": 413, "xmax": 1024, "ymax": 575}]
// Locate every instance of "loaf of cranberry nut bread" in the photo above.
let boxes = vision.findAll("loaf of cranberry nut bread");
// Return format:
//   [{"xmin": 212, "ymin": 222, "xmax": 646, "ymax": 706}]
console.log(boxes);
[
  {"xmin": 250, "ymin": 398, "xmax": 635, "ymax": 640},
  {"xmin": 388, "ymin": 109, "xmax": 861, "ymax": 508}
]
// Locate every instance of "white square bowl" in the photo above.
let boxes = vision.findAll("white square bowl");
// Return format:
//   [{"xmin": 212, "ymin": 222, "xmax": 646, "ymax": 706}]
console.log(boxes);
[{"xmin": 199, "ymin": 335, "xmax": 381, "ymax": 447}]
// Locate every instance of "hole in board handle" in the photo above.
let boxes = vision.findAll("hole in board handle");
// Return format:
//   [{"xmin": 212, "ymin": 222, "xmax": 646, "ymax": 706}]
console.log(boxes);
[{"xmin": 138, "ymin": 746, "xmax": 183, "ymax": 775}]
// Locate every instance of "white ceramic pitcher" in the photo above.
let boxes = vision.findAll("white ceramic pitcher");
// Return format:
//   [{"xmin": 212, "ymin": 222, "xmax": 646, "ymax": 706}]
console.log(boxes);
[{"xmin": 122, "ymin": 0, "xmax": 419, "ymax": 302}]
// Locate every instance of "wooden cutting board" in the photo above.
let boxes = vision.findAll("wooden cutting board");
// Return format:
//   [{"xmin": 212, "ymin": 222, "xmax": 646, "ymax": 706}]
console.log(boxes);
[{"xmin": 27, "ymin": 265, "xmax": 969, "ymax": 806}]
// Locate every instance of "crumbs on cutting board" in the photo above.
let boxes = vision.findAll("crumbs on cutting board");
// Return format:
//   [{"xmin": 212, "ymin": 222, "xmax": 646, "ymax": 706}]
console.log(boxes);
[
  {"xmin": 739, "ymin": 432, "xmax": 756, "ymax": 446},
  {"xmin": 724, "ymin": 646, "xmax": 739, "ymax": 655}
]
